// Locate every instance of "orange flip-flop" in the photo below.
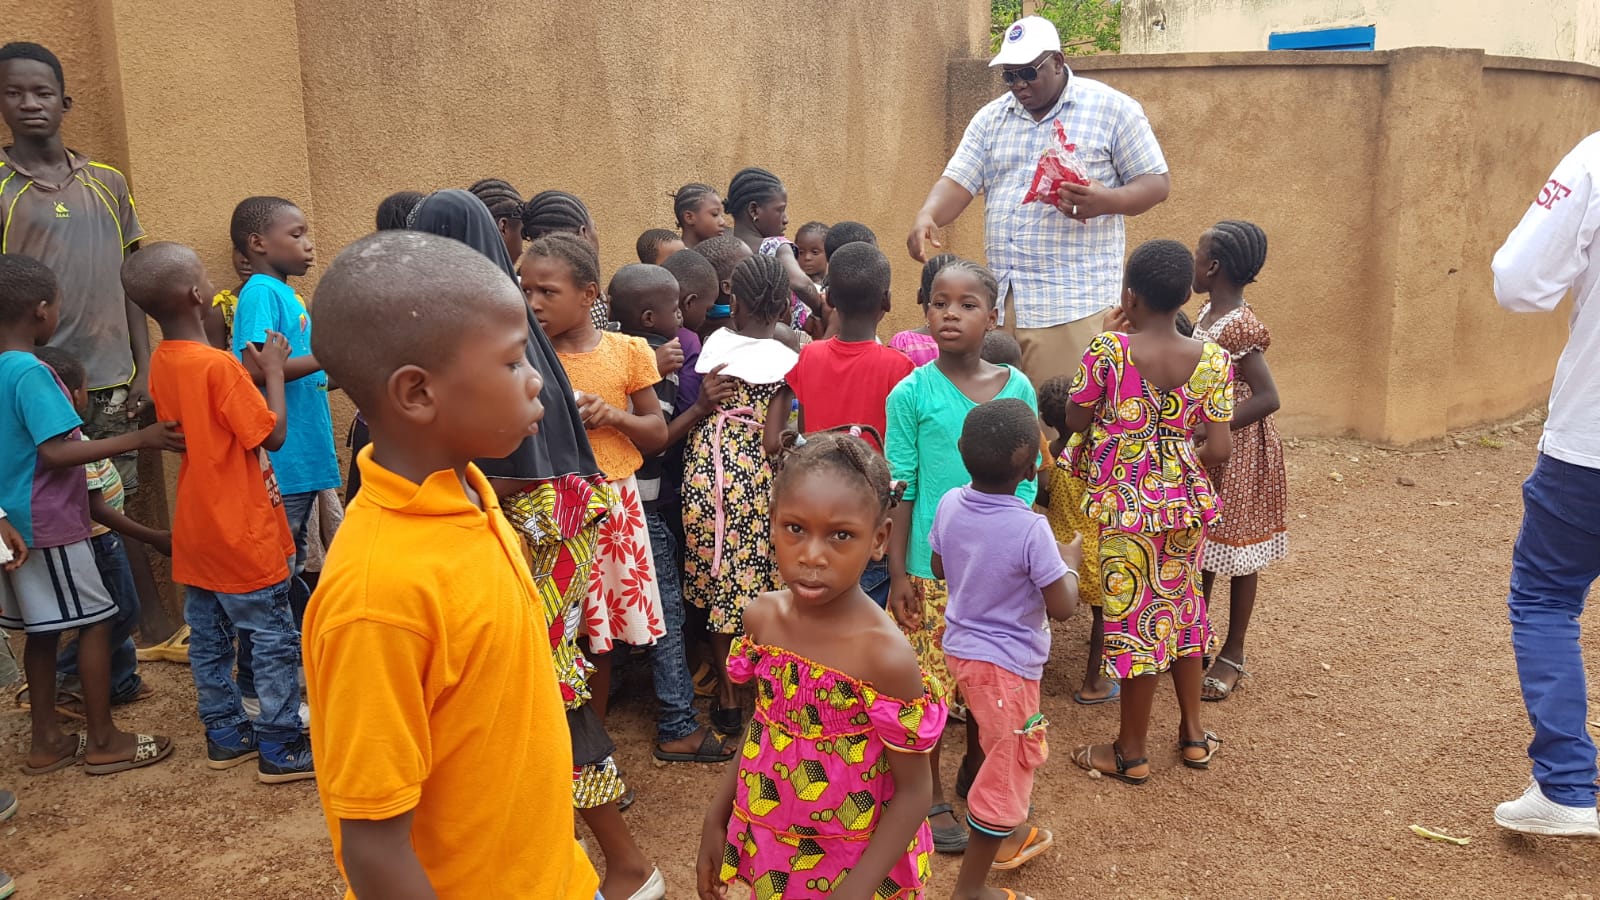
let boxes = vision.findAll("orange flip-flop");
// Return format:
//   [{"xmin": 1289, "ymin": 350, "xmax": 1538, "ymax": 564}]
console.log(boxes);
[{"xmin": 991, "ymin": 825, "xmax": 1053, "ymax": 871}]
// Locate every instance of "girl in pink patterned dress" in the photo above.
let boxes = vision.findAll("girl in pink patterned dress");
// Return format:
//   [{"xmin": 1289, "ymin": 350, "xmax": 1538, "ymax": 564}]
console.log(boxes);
[
  {"xmin": 889, "ymin": 254, "xmax": 957, "ymax": 368},
  {"xmin": 697, "ymin": 432, "xmax": 946, "ymax": 900},
  {"xmin": 1064, "ymin": 240, "xmax": 1235, "ymax": 786},
  {"xmin": 1190, "ymin": 221, "xmax": 1286, "ymax": 702}
]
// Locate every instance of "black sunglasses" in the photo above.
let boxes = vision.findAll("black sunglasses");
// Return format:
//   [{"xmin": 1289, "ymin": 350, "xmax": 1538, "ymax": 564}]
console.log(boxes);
[{"xmin": 1002, "ymin": 57, "xmax": 1055, "ymax": 86}]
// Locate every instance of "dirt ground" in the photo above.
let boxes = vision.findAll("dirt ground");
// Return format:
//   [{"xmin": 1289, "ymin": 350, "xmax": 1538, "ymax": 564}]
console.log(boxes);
[{"xmin": 4, "ymin": 415, "xmax": 1598, "ymax": 899}]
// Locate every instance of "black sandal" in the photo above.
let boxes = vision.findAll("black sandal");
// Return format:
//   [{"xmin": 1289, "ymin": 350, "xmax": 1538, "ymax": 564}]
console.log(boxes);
[
  {"xmin": 927, "ymin": 802, "xmax": 968, "ymax": 853},
  {"xmin": 653, "ymin": 727, "xmax": 736, "ymax": 764},
  {"xmin": 709, "ymin": 700, "xmax": 745, "ymax": 737},
  {"xmin": 1179, "ymin": 731, "xmax": 1222, "ymax": 770},
  {"xmin": 1072, "ymin": 742, "xmax": 1150, "ymax": 785}
]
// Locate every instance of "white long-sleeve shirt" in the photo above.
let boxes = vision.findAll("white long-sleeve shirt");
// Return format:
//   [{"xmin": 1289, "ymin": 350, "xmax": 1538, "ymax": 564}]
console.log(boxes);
[{"xmin": 1492, "ymin": 131, "xmax": 1600, "ymax": 470}]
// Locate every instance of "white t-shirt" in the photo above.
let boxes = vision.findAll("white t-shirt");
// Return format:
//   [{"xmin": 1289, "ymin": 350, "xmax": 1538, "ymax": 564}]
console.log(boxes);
[{"xmin": 1492, "ymin": 131, "xmax": 1600, "ymax": 470}]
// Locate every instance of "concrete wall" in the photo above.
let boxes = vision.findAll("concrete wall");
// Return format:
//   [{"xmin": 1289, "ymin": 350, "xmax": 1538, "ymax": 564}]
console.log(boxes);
[
  {"xmin": 2, "ymin": 7, "xmax": 1588, "ymax": 447},
  {"xmin": 1122, "ymin": 0, "xmax": 1600, "ymax": 65},
  {"xmin": 943, "ymin": 48, "xmax": 1592, "ymax": 442}
]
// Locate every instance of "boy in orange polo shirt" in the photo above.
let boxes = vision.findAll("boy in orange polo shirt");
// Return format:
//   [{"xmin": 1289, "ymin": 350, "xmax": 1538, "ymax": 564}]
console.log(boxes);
[{"xmin": 304, "ymin": 230, "xmax": 599, "ymax": 899}]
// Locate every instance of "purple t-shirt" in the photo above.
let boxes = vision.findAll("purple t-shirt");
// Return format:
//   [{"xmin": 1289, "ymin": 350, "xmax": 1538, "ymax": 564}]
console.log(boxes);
[
  {"xmin": 932, "ymin": 486, "xmax": 1069, "ymax": 680},
  {"xmin": 675, "ymin": 327, "xmax": 704, "ymax": 412},
  {"xmin": 0, "ymin": 352, "xmax": 92, "ymax": 548}
]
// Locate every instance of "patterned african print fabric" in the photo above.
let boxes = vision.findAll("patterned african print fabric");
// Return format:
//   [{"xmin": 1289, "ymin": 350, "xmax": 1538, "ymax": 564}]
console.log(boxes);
[
  {"xmin": 1068, "ymin": 331, "xmax": 1234, "ymax": 533},
  {"xmin": 1069, "ymin": 332, "xmax": 1234, "ymax": 680},
  {"xmin": 718, "ymin": 636, "xmax": 948, "ymax": 899},
  {"xmin": 888, "ymin": 576, "xmax": 955, "ymax": 704},
  {"xmin": 582, "ymin": 476, "xmax": 664, "ymax": 654},
  {"xmin": 1047, "ymin": 435, "xmax": 1103, "ymax": 608},
  {"xmin": 504, "ymin": 478, "xmax": 627, "ymax": 807},
  {"xmin": 1099, "ymin": 525, "xmax": 1209, "ymax": 678},
  {"xmin": 1191, "ymin": 303, "xmax": 1289, "ymax": 577},
  {"xmin": 759, "ymin": 236, "xmax": 812, "ymax": 332},
  {"xmin": 683, "ymin": 378, "xmax": 784, "ymax": 634}
]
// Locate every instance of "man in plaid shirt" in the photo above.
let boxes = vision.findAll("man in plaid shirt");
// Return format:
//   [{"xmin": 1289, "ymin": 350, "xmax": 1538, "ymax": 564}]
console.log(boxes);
[{"xmin": 908, "ymin": 15, "xmax": 1170, "ymax": 385}]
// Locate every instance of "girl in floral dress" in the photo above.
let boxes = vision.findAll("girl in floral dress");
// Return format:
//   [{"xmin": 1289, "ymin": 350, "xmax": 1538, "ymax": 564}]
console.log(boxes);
[
  {"xmin": 522, "ymin": 233, "xmax": 670, "ymax": 719},
  {"xmin": 697, "ymin": 432, "xmax": 945, "ymax": 900},
  {"xmin": 1065, "ymin": 240, "xmax": 1235, "ymax": 785},
  {"xmin": 409, "ymin": 191, "xmax": 662, "ymax": 900},
  {"xmin": 683, "ymin": 254, "xmax": 795, "ymax": 736},
  {"xmin": 1190, "ymin": 220, "xmax": 1286, "ymax": 702}
]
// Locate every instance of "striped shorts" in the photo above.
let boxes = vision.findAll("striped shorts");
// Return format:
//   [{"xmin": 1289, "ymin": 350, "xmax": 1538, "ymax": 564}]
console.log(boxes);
[{"xmin": 0, "ymin": 539, "xmax": 117, "ymax": 634}]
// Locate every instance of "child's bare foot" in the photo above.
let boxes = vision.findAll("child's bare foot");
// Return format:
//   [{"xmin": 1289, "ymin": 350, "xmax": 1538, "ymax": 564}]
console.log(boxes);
[{"xmin": 22, "ymin": 732, "xmax": 84, "ymax": 774}]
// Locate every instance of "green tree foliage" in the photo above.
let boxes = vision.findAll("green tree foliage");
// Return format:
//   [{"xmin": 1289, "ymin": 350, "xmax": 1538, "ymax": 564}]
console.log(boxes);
[{"xmin": 992, "ymin": 0, "xmax": 1121, "ymax": 54}]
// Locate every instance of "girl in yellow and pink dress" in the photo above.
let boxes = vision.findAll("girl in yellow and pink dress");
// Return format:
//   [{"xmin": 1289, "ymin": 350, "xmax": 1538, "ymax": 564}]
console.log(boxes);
[
  {"xmin": 696, "ymin": 432, "xmax": 946, "ymax": 899},
  {"xmin": 1064, "ymin": 239, "xmax": 1235, "ymax": 785}
]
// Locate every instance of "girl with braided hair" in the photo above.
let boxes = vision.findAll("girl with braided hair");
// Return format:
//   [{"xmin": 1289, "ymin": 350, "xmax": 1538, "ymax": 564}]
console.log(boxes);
[
  {"xmin": 521, "ymin": 189, "xmax": 613, "ymax": 331},
  {"xmin": 725, "ymin": 166, "xmax": 825, "ymax": 335},
  {"xmin": 466, "ymin": 178, "xmax": 526, "ymax": 264},
  {"xmin": 672, "ymin": 182, "xmax": 726, "ymax": 248},
  {"xmin": 681, "ymin": 254, "xmax": 794, "ymax": 736},
  {"xmin": 1189, "ymin": 219, "xmax": 1285, "ymax": 702},
  {"xmin": 696, "ymin": 430, "xmax": 944, "ymax": 900}
]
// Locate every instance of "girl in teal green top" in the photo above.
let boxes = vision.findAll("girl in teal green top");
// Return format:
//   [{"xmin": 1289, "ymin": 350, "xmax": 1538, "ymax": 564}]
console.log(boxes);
[{"xmin": 883, "ymin": 258, "xmax": 1038, "ymax": 853}]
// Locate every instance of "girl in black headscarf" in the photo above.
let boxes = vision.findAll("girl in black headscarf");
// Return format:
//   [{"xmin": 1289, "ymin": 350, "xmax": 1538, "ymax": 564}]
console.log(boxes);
[{"xmin": 405, "ymin": 189, "xmax": 666, "ymax": 900}]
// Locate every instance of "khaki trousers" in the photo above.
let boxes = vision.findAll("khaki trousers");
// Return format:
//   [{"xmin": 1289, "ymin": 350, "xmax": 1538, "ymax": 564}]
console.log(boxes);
[{"xmin": 1003, "ymin": 291, "xmax": 1112, "ymax": 388}]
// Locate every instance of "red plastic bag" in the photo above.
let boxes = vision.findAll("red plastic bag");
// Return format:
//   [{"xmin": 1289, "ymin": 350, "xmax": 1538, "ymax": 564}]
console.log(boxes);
[{"xmin": 1023, "ymin": 121, "xmax": 1089, "ymax": 207}]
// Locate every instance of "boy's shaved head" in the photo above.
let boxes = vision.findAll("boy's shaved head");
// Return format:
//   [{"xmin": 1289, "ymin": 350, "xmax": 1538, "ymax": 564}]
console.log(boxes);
[
  {"xmin": 608, "ymin": 264, "xmax": 678, "ymax": 318},
  {"xmin": 311, "ymin": 230, "xmax": 525, "ymax": 411},
  {"xmin": 661, "ymin": 248, "xmax": 717, "ymax": 300},
  {"xmin": 121, "ymin": 242, "xmax": 206, "ymax": 320}
]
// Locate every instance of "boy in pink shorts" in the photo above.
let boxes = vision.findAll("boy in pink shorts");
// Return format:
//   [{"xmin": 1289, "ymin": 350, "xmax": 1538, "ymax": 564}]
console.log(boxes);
[{"xmin": 931, "ymin": 398, "xmax": 1080, "ymax": 899}]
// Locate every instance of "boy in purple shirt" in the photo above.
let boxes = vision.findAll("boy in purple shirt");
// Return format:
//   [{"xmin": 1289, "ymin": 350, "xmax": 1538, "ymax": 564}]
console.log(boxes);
[{"xmin": 931, "ymin": 397, "xmax": 1079, "ymax": 898}]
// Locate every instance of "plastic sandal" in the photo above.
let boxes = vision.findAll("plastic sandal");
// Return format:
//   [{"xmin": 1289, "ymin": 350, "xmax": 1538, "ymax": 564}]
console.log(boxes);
[
  {"xmin": 653, "ymin": 728, "xmax": 735, "ymax": 764},
  {"xmin": 991, "ymin": 825, "xmax": 1053, "ymax": 871},
  {"xmin": 928, "ymin": 802, "xmax": 968, "ymax": 853},
  {"xmin": 14, "ymin": 684, "xmax": 85, "ymax": 721},
  {"xmin": 1072, "ymin": 681, "xmax": 1122, "ymax": 706},
  {"xmin": 1072, "ymin": 742, "xmax": 1149, "ymax": 785},
  {"xmin": 85, "ymin": 733, "xmax": 174, "ymax": 775},
  {"xmin": 20, "ymin": 733, "xmax": 86, "ymax": 775},
  {"xmin": 1180, "ymin": 731, "xmax": 1222, "ymax": 769},
  {"xmin": 1201, "ymin": 656, "xmax": 1248, "ymax": 702},
  {"xmin": 135, "ymin": 625, "xmax": 190, "ymax": 664}
]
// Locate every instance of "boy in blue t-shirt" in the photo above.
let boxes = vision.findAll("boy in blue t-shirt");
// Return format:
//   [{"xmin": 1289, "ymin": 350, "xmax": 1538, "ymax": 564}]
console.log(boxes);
[
  {"xmin": 228, "ymin": 197, "xmax": 337, "ymax": 611},
  {"xmin": 0, "ymin": 253, "xmax": 180, "ymax": 774}
]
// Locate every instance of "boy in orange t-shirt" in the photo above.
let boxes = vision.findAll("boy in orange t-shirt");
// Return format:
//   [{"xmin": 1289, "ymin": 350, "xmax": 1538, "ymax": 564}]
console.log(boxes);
[
  {"xmin": 127, "ymin": 243, "xmax": 313, "ymax": 784},
  {"xmin": 304, "ymin": 230, "xmax": 600, "ymax": 899}
]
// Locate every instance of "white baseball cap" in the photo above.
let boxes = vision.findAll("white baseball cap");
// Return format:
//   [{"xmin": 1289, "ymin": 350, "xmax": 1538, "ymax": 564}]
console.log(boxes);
[{"xmin": 990, "ymin": 16, "xmax": 1062, "ymax": 67}]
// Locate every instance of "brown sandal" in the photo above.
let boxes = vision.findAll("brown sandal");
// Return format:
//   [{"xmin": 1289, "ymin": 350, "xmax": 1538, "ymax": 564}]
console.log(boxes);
[{"xmin": 20, "ymin": 733, "xmax": 87, "ymax": 775}]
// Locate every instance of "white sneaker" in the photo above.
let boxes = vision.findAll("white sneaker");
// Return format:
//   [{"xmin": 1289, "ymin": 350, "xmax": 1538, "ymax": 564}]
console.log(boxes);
[
  {"xmin": 241, "ymin": 697, "xmax": 311, "ymax": 729},
  {"xmin": 1494, "ymin": 781, "xmax": 1600, "ymax": 837}
]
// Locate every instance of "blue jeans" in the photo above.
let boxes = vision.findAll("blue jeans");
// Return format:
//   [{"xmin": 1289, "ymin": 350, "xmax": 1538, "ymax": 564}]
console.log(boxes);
[
  {"xmin": 238, "ymin": 494, "xmax": 315, "ymax": 698},
  {"xmin": 186, "ymin": 577, "xmax": 302, "ymax": 740},
  {"xmin": 57, "ymin": 532, "xmax": 142, "ymax": 702},
  {"xmin": 647, "ymin": 510, "xmax": 700, "ymax": 744},
  {"xmin": 860, "ymin": 556, "xmax": 891, "ymax": 609},
  {"xmin": 1508, "ymin": 453, "xmax": 1600, "ymax": 807}
]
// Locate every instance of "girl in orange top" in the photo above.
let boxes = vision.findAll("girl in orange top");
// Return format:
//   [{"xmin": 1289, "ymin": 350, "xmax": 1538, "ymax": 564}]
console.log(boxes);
[{"xmin": 522, "ymin": 233, "xmax": 669, "ymax": 716}]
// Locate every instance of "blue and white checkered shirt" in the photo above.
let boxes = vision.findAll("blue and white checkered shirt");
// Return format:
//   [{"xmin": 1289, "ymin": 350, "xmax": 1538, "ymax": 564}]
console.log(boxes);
[{"xmin": 943, "ymin": 72, "xmax": 1167, "ymax": 329}]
